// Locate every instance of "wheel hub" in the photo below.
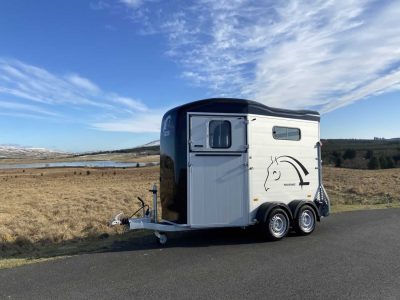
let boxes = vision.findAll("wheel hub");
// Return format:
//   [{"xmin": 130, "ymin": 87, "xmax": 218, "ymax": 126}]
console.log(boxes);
[
  {"xmin": 270, "ymin": 213, "xmax": 287, "ymax": 238},
  {"xmin": 299, "ymin": 210, "xmax": 315, "ymax": 233}
]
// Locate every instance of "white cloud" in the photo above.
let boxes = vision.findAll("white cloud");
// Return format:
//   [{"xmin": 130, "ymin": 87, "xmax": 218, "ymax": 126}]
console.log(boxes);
[
  {"xmin": 111, "ymin": 95, "xmax": 148, "ymax": 112},
  {"xmin": 0, "ymin": 58, "xmax": 148, "ymax": 110},
  {"xmin": 90, "ymin": 1, "xmax": 110, "ymax": 11},
  {"xmin": 66, "ymin": 74, "xmax": 100, "ymax": 94},
  {"xmin": 0, "ymin": 59, "xmax": 98, "ymax": 106},
  {"xmin": 124, "ymin": 0, "xmax": 400, "ymax": 113},
  {"xmin": 0, "ymin": 100, "xmax": 59, "ymax": 117},
  {"xmin": 0, "ymin": 58, "xmax": 158, "ymax": 133},
  {"xmin": 120, "ymin": 0, "xmax": 143, "ymax": 9},
  {"xmin": 91, "ymin": 110, "xmax": 163, "ymax": 133}
]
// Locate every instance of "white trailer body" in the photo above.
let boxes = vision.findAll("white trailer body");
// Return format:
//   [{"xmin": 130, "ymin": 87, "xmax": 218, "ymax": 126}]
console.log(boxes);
[
  {"xmin": 112, "ymin": 98, "xmax": 329, "ymax": 244},
  {"xmin": 188, "ymin": 113, "xmax": 320, "ymax": 228},
  {"xmin": 247, "ymin": 115, "xmax": 320, "ymax": 222}
]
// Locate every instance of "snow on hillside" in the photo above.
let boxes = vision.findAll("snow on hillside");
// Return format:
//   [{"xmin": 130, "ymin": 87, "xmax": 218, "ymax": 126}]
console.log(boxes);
[
  {"xmin": 0, "ymin": 145, "xmax": 69, "ymax": 159},
  {"xmin": 139, "ymin": 140, "xmax": 160, "ymax": 147}
]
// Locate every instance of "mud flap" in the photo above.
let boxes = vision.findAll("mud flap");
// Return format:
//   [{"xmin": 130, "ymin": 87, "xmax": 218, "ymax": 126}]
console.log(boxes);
[{"xmin": 314, "ymin": 185, "xmax": 330, "ymax": 217}]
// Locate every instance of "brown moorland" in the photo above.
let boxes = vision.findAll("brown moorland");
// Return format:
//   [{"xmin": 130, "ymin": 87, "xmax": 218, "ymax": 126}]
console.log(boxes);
[
  {"xmin": 0, "ymin": 165, "xmax": 399, "ymax": 268},
  {"xmin": 0, "ymin": 166, "xmax": 159, "ymax": 263}
]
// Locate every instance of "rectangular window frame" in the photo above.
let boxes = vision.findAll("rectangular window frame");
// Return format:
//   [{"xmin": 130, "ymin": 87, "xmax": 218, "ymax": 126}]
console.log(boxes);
[
  {"xmin": 209, "ymin": 120, "xmax": 232, "ymax": 149},
  {"xmin": 272, "ymin": 126, "xmax": 301, "ymax": 141}
]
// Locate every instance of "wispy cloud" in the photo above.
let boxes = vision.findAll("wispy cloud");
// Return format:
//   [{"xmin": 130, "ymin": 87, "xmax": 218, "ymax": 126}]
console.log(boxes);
[
  {"xmin": 119, "ymin": 0, "xmax": 400, "ymax": 113},
  {"xmin": 0, "ymin": 100, "xmax": 59, "ymax": 117},
  {"xmin": 110, "ymin": 95, "xmax": 148, "ymax": 112},
  {"xmin": 119, "ymin": 0, "xmax": 143, "ymax": 9},
  {"xmin": 66, "ymin": 74, "xmax": 100, "ymax": 94},
  {"xmin": 89, "ymin": 1, "xmax": 110, "ymax": 11},
  {"xmin": 0, "ymin": 58, "xmax": 99, "ymax": 106},
  {"xmin": 91, "ymin": 110, "xmax": 163, "ymax": 133},
  {"xmin": 0, "ymin": 58, "xmax": 161, "ymax": 132}
]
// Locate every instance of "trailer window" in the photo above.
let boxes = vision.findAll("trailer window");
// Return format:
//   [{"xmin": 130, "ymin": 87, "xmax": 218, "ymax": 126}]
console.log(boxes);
[
  {"xmin": 273, "ymin": 126, "xmax": 301, "ymax": 141},
  {"xmin": 209, "ymin": 120, "xmax": 231, "ymax": 148}
]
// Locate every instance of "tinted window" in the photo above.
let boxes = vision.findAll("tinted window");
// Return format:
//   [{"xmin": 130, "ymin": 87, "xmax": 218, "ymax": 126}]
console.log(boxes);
[
  {"xmin": 209, "ymin": 120, "xmax": 231, "ymax": 148},
  {"xmin": 273, "ymin": 126, "xmax": 301, "ymax": 141}
]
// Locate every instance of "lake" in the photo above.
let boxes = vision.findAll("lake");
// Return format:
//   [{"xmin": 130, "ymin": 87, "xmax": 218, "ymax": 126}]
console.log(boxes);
[{"xmin": 0, "ymin": 160, "xmax": 159, "ymax": 170}]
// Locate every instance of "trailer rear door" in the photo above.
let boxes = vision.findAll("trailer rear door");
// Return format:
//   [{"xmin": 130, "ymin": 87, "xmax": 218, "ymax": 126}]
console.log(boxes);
[{"xmin": 189, "ymin": 115, "xmax": 248, "ymax": 227}]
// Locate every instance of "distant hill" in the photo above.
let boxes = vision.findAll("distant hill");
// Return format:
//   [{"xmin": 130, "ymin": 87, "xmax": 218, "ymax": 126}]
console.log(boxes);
[
  {"xmin": 75, "ymin": 140, "xmax": 161, "ymax": 157},
  {"xmin": 141, "ymin": 140, "xmax": 160, "ymax": 147},
  {"xmin": 0, "ymin": 145, "xmax": 69, "ymax": 159},
  {"xmin": 3, "ymin": 138, "xmax": 398, "ymax": 170},
  {"xmin": 78, "ymin": 138, "xmax": 400, "ymax": 169}
]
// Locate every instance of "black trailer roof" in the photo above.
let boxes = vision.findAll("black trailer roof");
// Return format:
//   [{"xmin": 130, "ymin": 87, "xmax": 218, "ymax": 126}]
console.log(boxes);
[{"xmin": 167, "ymin": 98, "xmax": 320, "ymax": 121}]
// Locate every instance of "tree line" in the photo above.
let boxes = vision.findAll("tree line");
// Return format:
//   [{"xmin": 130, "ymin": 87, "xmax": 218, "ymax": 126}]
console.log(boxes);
[{"xmin": 327, "ymin": 148, "xmax": 400, "ymax": 169}]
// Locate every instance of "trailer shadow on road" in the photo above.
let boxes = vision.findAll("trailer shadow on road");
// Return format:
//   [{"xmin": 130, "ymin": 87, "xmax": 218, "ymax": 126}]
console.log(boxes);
[
  {"xmin": 108, "ymin": 227, "xmax": 310, "ymax": 253},
  {"xmin": 1, "ymin": 225, "xmax": 316, "ymax": 266}
]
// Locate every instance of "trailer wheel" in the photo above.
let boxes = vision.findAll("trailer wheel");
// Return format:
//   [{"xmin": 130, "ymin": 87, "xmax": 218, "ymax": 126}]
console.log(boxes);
[
  {"xmin": 263, "ymin": 208, "xmax": 290, "ymax": 241},
  {"xmin": 156, "ymin": 233, "xmax": 168, "ymax": 245},
  {"xmin": 294, "ymin": 205, "xmax": 316, "ymax": 235}
]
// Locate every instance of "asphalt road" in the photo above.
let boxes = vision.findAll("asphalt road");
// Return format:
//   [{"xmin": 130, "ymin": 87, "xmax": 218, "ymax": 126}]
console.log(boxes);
[{"xmin": 1, "ymin": 209, "xmax": 400, "ymax": 299}]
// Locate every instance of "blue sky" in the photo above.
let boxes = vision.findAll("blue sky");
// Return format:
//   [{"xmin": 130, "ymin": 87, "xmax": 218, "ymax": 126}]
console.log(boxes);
[{"xmin": 0, "ymin": 0, "xmax": 399, "ymax": 152}]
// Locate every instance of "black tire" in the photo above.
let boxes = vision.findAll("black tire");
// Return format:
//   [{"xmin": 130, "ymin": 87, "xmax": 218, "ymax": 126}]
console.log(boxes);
[
  {"xmin": 294, "ymin": 205, "xmax": 316, "ymax": 235},
  {"xmin": 262, "ymin": 208, "xmax": 290, "ymax": 241}
]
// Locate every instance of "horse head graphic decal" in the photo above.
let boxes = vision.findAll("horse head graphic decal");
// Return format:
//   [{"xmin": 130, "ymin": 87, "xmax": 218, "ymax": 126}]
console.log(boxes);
[{"xmin": 264, "ymin": 156, "xmax": 310, "ymax": 192}]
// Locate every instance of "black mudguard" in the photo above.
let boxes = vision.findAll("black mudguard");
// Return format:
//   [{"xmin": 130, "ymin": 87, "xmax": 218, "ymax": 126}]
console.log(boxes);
[
  {"xmin": 288, "ymin": 200, "xmax": 321, "ymax": 222},
  {"xmin": 256, "ymin": 202, "xmax": 293, "ymax": 224}
]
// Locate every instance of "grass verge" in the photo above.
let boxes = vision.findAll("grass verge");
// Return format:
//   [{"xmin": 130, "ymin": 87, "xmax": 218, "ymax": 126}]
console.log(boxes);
[{"xmin": 0, "ymin": 230, "xmax": 150, "ymax": 269}]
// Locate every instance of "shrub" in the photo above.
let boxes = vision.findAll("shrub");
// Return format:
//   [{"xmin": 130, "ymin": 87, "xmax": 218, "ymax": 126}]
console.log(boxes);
[
  {"xmin": 393, "ymin": 154, "xmax": 400, "ymax": 164},
  {"xmin": 385, "ymin": 157, "xmax": 395, "ymax": 169},
  {"xmin": 343, "ymin": 149, "xmax": 356, "ymax": 160},
  {"xmin": 365, "ymin": 150, "xmax": 374, "ymax": 160},
  {"xmin": 86, "ymin": 170, "xmax": 91, "ymax": 176},
  {"xmin": 368, "ymin": 157, "xmax": 379, "ymax": 170},
  {"xmin": 335, "ymin": 157, "xmax": 342, "ymax": 167},
  {"xmin": 379, "ymin": 156, "xmax": 388, "ymax": 169}
]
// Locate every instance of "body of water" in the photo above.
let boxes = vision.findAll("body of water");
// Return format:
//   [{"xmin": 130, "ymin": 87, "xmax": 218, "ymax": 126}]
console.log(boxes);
[{"xmin": 0, "ymin": 160, "xmax": 158, "ymax": 169}]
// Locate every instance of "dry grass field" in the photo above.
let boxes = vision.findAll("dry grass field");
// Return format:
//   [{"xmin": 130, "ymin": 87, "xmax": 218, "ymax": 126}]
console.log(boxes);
[
  {"xmin": 0, "ymin": 166, "xmax": 159, "ymax": 266},
  {"xmin": 324, "ymin": 167, "xmax": 400, "ymax": 210},
  {"xmin": 0, "ymin": 164, "xmax": 399, "ymax": 268}
]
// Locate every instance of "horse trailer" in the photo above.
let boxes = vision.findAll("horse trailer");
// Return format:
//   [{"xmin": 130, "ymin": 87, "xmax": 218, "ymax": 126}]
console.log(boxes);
[{"xmin": 111, "ymin": 98, "xmax": 330, "ymax": 244}]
